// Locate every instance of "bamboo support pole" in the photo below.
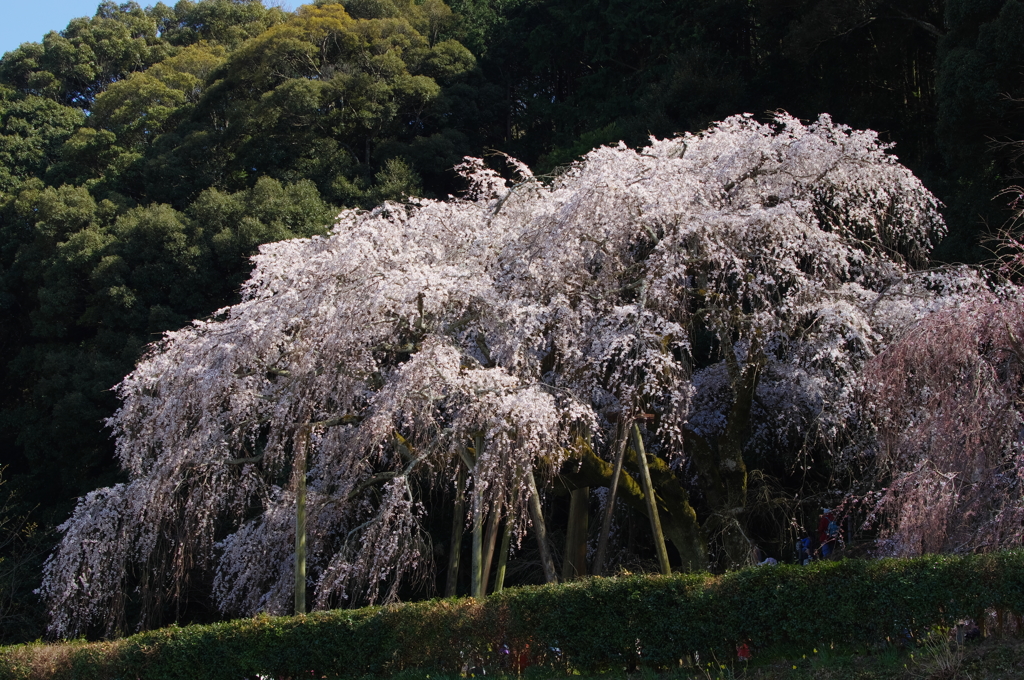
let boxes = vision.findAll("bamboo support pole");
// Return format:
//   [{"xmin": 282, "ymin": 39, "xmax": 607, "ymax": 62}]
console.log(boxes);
[
  {"xmin": 471, "ymin": 434, "xmax": 485, "ymax": 599},
  {"xmin": 494, "ymin": 518, "xmax": 512, "ymax": 592},
  {"xmin": 294, "ymin": 424, "xmax": 310, "ymax": 615},
  {"xmin": 593, "ymin": 423, "xmax": 629, "ymax": 576},
  {"xmin": 632, "ymin": 423, "xmax": 671, "ymax": 575},
  {"xmin": 481, "ymin": 499, "xmax": 503, "ymax": 593},
  {"xmin": 527, "ymin": 470, "xmax": 558, "ymax": 583},
  {"xmin": 445, "ymin": 464, "xmax": 466, "ymax": 597}
]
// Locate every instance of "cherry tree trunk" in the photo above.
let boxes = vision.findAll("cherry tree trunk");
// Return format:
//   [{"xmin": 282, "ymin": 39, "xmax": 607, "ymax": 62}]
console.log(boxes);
[
  {"xmin": 562, "ymin": 486, "xmax": 589, "ymax": 579},
  {"xmin": 686, "ymin": 352, "xmax": 760, "ymax": 571}
]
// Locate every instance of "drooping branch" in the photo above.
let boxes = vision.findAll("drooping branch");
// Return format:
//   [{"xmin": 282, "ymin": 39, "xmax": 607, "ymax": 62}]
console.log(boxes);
[{"xmin": 346, "ymin": 451, "xmax": 429, "ymax": 501}]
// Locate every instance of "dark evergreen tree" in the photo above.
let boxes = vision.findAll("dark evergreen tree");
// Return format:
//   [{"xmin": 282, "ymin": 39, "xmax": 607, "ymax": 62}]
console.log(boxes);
[{"xmin": 935, "ymin": 0, "xmax": 1024, "ymax": 259}]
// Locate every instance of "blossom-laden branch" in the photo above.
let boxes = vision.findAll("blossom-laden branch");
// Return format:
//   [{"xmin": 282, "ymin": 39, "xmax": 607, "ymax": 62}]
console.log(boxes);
[{"xmin": 856, "ymin": 297, "xmax": 1024, "ymax": 556}]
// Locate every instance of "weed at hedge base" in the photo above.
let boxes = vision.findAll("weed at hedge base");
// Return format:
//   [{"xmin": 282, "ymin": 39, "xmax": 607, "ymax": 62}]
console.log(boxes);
[
  {"xmin": 690, "ymin": 652, "xmax": 743, "ymax": 680},
  {"xmin": 312, "ymin": 637, "xmax": 1019, "ymax": 679},
  {"xmin": 909, "ymin": 626, "xmax": 968, "ymax": 680}
]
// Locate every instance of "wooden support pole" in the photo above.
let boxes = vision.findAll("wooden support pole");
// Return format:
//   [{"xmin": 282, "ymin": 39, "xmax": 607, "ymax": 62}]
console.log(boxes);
[
  {"xmin": 494, "ymin": 518, "xmax": 512, "ymax": 593},
  {"xmin": 445, "ymin": 465, "xmax": 466, "ymax": 597},
  {"xmin": 481, "ymin": 499, "xmax": 503, "ymax": 594},
  {"xmin": 632, "ymin": 424, "xmax": 671, "ymax": 576},
  {"xmin": 527, "ymin": 470, "xmax": 558, "ymax": 583},
  {"xmin": 593, "ymin": 424, "xmax": 629, "ymax": 576},
  {"xmin": 471, "ymin": 434, "xmax": 485, "ymax": 599},
  {"xmin": 294, "ymin": 424, "xmax": 310, "ymax": 615}
]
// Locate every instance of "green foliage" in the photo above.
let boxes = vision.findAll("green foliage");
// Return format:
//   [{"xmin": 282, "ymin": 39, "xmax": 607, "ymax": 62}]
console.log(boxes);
[
  {"xmin": 0, "ymin": 469, "xmax": 49, "ymax": 645},
  {"xmin": 0, "ymin": 6, "xmax": 407, "ymax": 587},
  {"xmin": 90, "ymin": 43, "xmax": 227, "ymax": 150},
  {"xmin": 0, "ymin": 174, "xmax": 333, "ymax": 523},
  {"xmin": 0, "ymin": 2, "xmax": 172, "ymax": 106},
  {"xmin": 153, "ymin": 0, "xmax": 288, "ymax": 48},
  {"xmin": 3, "ymin": 552, "xmax": 1023, "ymax": 679},
  {"xmin": 0, "ymin": 89, "xmax": 84, "ymax": 193},
  {"xmin": 146, "ymin": 3, "xmax": 472, "ymax": 204},
  {"xmin": 190, "ymin": 176, "xmax": 336, "ymax": 279},
  {"xmin": 935, "ymin": 0, "xmax": 1024, "ymax": 258},
  {"xmin": 469, "ymin": 0, "xmax": 947, "ymax": 195}
]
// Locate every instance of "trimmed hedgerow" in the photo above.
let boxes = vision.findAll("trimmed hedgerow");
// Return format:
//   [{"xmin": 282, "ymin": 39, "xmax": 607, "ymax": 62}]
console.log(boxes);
[{"xmin": 3, "ymin": 551, "xmax": 1022, "ymax": 680}]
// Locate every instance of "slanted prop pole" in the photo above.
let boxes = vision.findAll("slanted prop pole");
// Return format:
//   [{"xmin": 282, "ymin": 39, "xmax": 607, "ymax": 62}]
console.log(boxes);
[
  {"xmin": 632, "ymin": 423, "xmax": 671, "ymax": 575},
  {"xmin": 294, "ymin": 424, "xmax": 311, "ymax": 614}
]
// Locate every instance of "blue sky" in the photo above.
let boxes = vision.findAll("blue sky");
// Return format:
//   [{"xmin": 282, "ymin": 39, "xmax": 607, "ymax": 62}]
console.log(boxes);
[{"xmin": 1, "ymin": 0, "xmax": 297, "ymax": 57}]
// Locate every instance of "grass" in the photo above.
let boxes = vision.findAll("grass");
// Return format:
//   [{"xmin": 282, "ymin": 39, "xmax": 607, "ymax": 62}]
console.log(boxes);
[
  {"xmin": 382, "ymin": 635, "xmax": 1023, "ymax": 680},
  {"xmin": 4, "ymin": 616, "xmax": 1021, "ymax": 680},
  {"xmin": 4, "ymin": 636, "xmax": 1022, "ymax": 680}
]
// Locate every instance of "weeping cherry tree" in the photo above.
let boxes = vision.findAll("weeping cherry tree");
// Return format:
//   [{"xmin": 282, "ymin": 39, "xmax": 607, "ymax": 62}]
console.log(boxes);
[{"xmin": 42, "ymin": 113, "xmax": 981, "ymax": 637}]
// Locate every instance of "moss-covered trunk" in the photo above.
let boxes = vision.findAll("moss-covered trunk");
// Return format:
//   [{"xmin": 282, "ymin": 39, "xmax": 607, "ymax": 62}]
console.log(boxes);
[
  {"xmin": 562, "ymin": 486, "xmax": 589, "ymax": 579},
  {"xmin": 563, "ymin": 445, "xmax": 707, "ymax": 571},
  {"xmin": 684, "ymin": 346, "xmax": 762, "ymax": 571}
]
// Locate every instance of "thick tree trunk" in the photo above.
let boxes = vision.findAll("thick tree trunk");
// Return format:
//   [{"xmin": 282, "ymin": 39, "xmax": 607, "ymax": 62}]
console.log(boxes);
[
  {"xmin": 562, "ymin": 486, "xmax": 589, "ymax": 579},
  {"xmin": 562, "ymin": 445, "xmax": 707, "ymax": 571},
  {"xmin": 685, "ymin": 433, "xmax": 751, "ymax": 571},
  {"xmin": 685, "ymin": 346, "xmax": 762, "ymax": 571},
  {"xmin": 527, "ymin": 470, "xmax": 558, "ymax": 583}
]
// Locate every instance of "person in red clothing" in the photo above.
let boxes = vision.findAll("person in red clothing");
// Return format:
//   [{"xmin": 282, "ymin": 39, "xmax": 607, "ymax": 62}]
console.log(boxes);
[{"xmin": 817, "ymin": 508, "xmax": 839, "ymax": 558}]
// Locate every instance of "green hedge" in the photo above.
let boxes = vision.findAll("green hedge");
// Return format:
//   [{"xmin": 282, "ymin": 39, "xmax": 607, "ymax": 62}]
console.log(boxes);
[{"xmin": 4, "ymin": 552, "xmax": 1023, "ymax": 680}]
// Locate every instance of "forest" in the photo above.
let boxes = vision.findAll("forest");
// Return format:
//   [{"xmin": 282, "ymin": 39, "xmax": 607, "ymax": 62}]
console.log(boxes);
[{"xmin": 1, "ymin": 0, "xmax": 1023, "ymax": 644}]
